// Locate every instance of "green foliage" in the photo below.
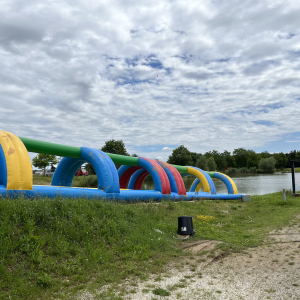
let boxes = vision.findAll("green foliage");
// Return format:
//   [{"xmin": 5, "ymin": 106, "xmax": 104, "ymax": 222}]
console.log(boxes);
[
  {"xmin": 225, "ymin": 167, "xmax": 257, "ymax": 176},
  {"xmin": 258, "ymin": 157, "xmax": 277, "ymax": 173},
  {"xmin": 195, "ymin": 156, "xmax": 207, "ymax": 170},
  {"xmin": 207, "ymin": 157, "xmax": 217, "ymax": 171},
  {"xmin": 153, "ymin": 288, "xmax": 170, "ymax": 296},
  {"xmin": 190, "ymin": 152, "xmax": 201, "ymax": 166},
  {"xmin": 205, "ymin": 150, "xmax": 227, "ymax": 171},
  {"xmin": 32, "ymin": 154, "xmax": 57, "ymax": 175},
  {"xmin": 167, "ymin": 145, "xmax": 192, "ymax": 166},
  {"xmin": 36, "ymin": 273, "xmax": 52, "ymax": 288},
  {"xmin": 233, "ymin": 148, "xmax": 249, "ymax": 168},
  {"xmin": 260, "ymin": 151, "xmax": 271, "ymax": 159},
  {"xmin": 223, "ymin": 150, "xmax": 236, "ymax": 168},
  {"xmin": 247, "ymin": 150, "xmax": 260, "ymax": 168},
  {"xmin": 101, "ymin": 139, "xmax": 129, "ymax": 156},
  {"xmin": 273, "ymin": 152, "xmax": 287, "ymax": 170}
]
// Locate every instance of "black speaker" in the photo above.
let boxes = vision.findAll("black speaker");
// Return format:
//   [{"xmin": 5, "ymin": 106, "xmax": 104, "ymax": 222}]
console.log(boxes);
[{"xmin": 177, "ymin": 216, "xmax": 195, "ymax": 235}]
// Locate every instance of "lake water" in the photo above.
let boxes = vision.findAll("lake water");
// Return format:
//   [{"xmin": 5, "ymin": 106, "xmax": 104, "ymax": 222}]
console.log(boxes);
[{"xmin": 141, "ymin": 173, "xmax": 300, "ymax": 195}]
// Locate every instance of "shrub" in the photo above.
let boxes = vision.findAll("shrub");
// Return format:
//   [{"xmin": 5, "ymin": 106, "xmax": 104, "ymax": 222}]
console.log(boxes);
[{"xmin": 258, "ymin": 157, "xmax": 276, "ymax": 173}]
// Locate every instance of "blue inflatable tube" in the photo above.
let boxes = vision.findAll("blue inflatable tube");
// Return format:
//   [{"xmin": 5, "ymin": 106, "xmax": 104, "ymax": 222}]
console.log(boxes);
[{"xmin": 0, "ymin": 185, "xmax": 244, "ymax": 201}]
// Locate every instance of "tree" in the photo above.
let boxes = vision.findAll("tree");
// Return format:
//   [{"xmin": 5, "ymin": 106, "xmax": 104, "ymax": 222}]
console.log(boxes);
[
  {"xmin": 32, "ymin": 154, "xmax": 58, "ymax": 176},
  {"xmin": 247, "ymin": 150, "xmax": 260, "ymax": 168},
  {"xmin": 207, "ymin": 157, "xmax": 217, "ymax": 171},
  {"xmin": 258, "ymin": 157, "xmax": 276, "ymax": 173},
  {"xmin": 273, "ymin": 152, "xmax": 287, "ymax": 170},
  {"xmin": 195, "ymin": 156, "xmax": 207, "ymax": 170},
  {"xmin": 260, "ymin": 151, "xmax": 271, "ymax": 159},
  {"xmin": 205, "ymin": 150, "xmax": 227, "ymax": 171},
  {"xmin": 233, "ymin": 148, "xmax": 249, "ymax": 168},
  {"xmin": 101, "ymin": 139, "xmax": 129, "ymax": 156},
  {"xmin": 222, "ymin": 150, "xmax": 236, "ymax": 168},
  {"xmin": 167, "ymin": 145, "xmax": 192, "ymax": 166},
  {"xmin": 190, "ymin": 152, "xmax": 201, "ymax": 166}
]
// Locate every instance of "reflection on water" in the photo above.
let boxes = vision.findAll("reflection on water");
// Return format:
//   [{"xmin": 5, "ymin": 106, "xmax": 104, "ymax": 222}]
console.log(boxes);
[{"xmin": 141, "ymin": 173, "xmax": 300, "ymax": 195}]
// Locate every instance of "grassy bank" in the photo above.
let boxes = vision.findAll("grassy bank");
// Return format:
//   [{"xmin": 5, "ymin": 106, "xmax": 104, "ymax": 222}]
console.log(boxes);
[
  {"xmin": 1, "ymin": 192, "xmax": 300, "ymax": 299},
  {"xmin": 283, "ymin": 167, "xmax": 300, "ymax": 173}
]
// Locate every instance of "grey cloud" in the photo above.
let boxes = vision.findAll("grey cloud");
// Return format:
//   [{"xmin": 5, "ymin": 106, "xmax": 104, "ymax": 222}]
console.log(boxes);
[
  {"xmin": 243, "ymin": 60, "xmax": 278, "ymax": 76},
  {"xmin": 184, "ymin": 72, "xmax": 212, "ymax": 80}
]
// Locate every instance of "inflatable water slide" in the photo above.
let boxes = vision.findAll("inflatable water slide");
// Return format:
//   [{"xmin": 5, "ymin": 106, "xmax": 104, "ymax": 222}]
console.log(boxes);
[{"xmin": 0, "ymin": 131, "xmax": 248, "ymax": 201}]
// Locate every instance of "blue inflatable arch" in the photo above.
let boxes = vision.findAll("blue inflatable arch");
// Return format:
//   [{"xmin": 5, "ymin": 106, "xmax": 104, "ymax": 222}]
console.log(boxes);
[{"xmin": 51, "ymin": 147, "xmax": 120, "ymax": 193}]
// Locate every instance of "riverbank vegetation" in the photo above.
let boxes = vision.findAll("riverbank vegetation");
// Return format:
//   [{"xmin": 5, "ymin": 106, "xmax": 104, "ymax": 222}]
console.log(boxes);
[
  {"xmin": 167, "ymin": 146, "xmax": 300, "ymax": 173},
  {"xmin": 1, "ymin": 192, "xmax": 300, "ymax": 299},
  {"xmin": 33, "ymin": 139, "xmax": 300, "ymax": 176}
]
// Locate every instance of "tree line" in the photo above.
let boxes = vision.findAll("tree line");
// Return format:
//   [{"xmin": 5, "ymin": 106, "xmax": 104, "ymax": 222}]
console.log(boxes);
[
  {"xmin": 167, "ymin": 145, "xmax": 300, "ymax": 173},
  {"xmin": 32, "ymin": 139, "xmax": 300, "ymax": 175}
]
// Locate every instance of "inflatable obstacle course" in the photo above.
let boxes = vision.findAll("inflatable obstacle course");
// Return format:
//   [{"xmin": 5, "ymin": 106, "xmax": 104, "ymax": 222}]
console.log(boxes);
[{"xmin": 0, "ymin": 131, "xmax": 247, "ymax": 201}]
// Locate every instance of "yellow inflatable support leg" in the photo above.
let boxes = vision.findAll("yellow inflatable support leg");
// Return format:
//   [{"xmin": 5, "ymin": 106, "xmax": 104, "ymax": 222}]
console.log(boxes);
[
  {"xmin": 0, "ymin": 131, "xmax": 33, "ymax": 190},
  {"xmin": 187, "ymin": 166, "xmax": 211, "ymax": 193}
]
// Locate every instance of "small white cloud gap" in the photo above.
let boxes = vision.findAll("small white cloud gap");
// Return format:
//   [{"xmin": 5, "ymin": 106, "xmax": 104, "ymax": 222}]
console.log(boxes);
[{"xmin": 162, "ymin": 147, "xmax": 173, "ymax": 151}]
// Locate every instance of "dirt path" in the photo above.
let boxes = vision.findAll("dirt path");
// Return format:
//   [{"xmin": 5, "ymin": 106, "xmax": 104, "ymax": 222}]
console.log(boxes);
[{"xmin": 79, "ymin": 224, "xmax": 300, "ymax": 300}]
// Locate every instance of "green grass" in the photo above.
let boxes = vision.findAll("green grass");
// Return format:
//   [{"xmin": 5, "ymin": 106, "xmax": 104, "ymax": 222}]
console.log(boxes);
[
  {"xmin": 283, "ymin": 167, "xmax": 300, "ymax": 173},
  {"xmin": 1, "ymin": 192, "xmax": 300, "ymax": 299},
  {"xmin": 33, "ymin": 174, "xmax": 92, "ymax": 187}
]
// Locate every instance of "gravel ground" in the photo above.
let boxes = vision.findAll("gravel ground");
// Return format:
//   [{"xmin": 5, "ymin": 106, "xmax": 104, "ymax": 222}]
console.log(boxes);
[{"xmin": 78, "ymin": 224, "xmax": 300, "ymax": 300}]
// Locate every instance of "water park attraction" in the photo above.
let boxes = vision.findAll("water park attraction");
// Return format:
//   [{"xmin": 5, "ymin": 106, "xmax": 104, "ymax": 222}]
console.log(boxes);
[{"xmin": 0, "ymin": 131, "xmax": 248, "ymax": 201}]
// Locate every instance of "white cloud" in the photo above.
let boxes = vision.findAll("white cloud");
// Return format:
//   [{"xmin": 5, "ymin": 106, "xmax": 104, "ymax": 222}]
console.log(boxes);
[
  {"xmin": 0, "ymin": 0, "xmax": 300, "ymax": 157},
  {"xmin": 162, "ymin": 147, "xmax": 173, "ymax": 151}
]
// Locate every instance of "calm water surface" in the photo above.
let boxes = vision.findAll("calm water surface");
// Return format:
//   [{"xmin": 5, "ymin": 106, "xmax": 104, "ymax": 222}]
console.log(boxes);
[{"xmin": 141, "ymin": 173, "xmax": 300, "ymax": 195}]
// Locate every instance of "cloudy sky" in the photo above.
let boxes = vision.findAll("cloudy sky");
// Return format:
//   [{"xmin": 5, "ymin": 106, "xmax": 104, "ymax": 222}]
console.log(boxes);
[{"xmin": 1, "ymin": 0, "xmax": 300, "ymax": 162}]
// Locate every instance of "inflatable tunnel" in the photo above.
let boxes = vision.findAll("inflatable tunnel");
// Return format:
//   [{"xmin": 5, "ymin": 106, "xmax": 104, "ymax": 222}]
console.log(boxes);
[{"xmin": 0, "ymin": 131, "xmax": 246, "ymax": 201}]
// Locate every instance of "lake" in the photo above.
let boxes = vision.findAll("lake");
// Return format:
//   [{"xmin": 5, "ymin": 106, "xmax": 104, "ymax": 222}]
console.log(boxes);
[{"xmin": 141, "ymin": 172, "xmax": 300, "ymax": 195}]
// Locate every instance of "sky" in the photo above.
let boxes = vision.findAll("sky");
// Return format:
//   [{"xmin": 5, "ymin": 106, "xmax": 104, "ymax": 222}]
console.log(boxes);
[{"xmin": 1, "ymin": 0, "xmax": 300, "ymax": 163}]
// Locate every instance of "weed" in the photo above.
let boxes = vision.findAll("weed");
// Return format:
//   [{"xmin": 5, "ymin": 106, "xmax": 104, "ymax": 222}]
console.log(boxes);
[
  {"xmin": 152, "ymin": 287, "xmax": 170, "ymax": 296},
  {"xmin": 265, "ymin": 289, "xmax": 276, "ymax": 293},
  {"xmin": 36, "ymin": 273, "xmax": 52, "ymax": 288}
]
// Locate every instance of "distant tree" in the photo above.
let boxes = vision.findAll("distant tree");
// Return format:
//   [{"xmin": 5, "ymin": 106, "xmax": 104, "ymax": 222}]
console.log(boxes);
[
  {"xmin": 195, "ymin": 156, "xmax": 207, "ymax": 170},
  {"xmin": 101, "ymin": 139, "xmax": 129, "ymax": 156},
  {"xmin": 167, "ymin": 145, "xmax": 192, "ymax": 166},
  {"xmin": 131, "ymin": 153, "xmax": 139, "ymax": 157},
  {"xmin": 273, "ymin": 152, "xmax": 287, "ymax": 170},
  {"xmin": 258, "ymin": 157, "xmax": 276, "ymax": 173},
  {"xmin": 190, "ymin": 152, "xmax": 201, "ymax": 166},
  {"xmin": 207, "ymin": 157, "xmax": 217, "ymax": 171},
  {"xmin": 233, "ymin": 148, "xmax": 249, "ymax": 168},
  {"xmin": 32, "ymin": 154, "xmax": 58, "ymax": 176},
  {"xmin": 247, "ymin": 150, "xmax": 260, "ymax": 168},
  {"xmin": 260, "ymin": 151, "xmax": 271, "ymax": 159},
  {"xmin": 204, "ymin": 150, "xmax": 226, "ymax": 171},
  {"xmin": 222, "ymin": 150, "xmax": 236, "ymax": 168}
]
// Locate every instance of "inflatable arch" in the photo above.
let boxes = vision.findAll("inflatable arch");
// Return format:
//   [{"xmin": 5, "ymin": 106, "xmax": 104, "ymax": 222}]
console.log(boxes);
[
  {"xmin": 0, "ymin": 131, "xmax": 33, "ymax": 190},
  {"xmin": 118, "ymin": 157, "xmax": 171, "ymax": 194},
  {"xmin": 52, "ymin": 147, "xmax": 120, "ymax": 193},
  {"xmin": 180, "ymin": 167, "xmax": 216, "ymax": 194},
  {"xmin": 190, "ymin": 172, "xmax": 238, "ymax": 194},
  {"xmin": 0, "ymin": 130, "xmax": 247, "ymax": 201}
]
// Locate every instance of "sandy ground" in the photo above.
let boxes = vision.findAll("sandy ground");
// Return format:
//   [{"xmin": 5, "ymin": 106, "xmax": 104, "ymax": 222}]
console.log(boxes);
[{"xmin": 79, "ymin": 223, "xmax": 300, "ymax": 300}]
